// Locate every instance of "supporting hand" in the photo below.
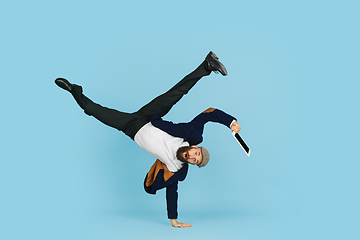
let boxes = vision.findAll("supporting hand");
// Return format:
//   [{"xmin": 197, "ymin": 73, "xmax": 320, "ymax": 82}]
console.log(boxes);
[
  {"xmin": 170, "ymin": 219, "xmax": 192, "ymax": 228},
  {"xmin": 230, "ymin": 121, "xmax": 241, "ymax": 133}
]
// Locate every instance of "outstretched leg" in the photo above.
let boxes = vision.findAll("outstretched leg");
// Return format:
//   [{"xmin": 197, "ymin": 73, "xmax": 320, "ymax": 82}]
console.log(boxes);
[
  {"xmin": 125, "ymin": 51, "xmax": 227, "ymax": 138},
  {"xmin": 55, "ymin": 78, "xmax": 133, "ymax": 132},
  {"xmin": 136, "ymin": 51, "xmax": 227, "ymax": 119},
  {"xmin": 137, "ymin": 60, "xmax": 209, "ymax": 119}
]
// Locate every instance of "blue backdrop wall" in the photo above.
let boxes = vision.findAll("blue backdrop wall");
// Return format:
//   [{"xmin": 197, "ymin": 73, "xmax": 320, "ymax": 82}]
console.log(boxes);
[{"xmin": 1, "ymin": 1, "xmax": 359, "ymax": 239}]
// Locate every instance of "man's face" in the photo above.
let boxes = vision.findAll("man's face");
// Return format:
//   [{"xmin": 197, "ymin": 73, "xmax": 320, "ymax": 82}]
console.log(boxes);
[{"xmin": 183, "ymin": 146, "xmax": 203, "ymax": 166}]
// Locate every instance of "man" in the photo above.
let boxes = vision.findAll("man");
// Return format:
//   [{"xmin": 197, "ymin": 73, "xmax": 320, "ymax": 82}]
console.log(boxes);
[{"xmin": 55, "ymin": 51, "xmax": 241, "ymax": 228}]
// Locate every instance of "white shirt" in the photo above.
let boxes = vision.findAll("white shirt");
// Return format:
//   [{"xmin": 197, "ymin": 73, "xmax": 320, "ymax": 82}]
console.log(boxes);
[{"xmin": 134, "ymin": 122, "xmax": 189, "ymax": 172}]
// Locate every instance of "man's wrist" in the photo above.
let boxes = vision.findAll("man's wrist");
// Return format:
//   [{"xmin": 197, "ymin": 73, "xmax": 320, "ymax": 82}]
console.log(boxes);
[
  {"xmin": 170, "ymin": 219, "xmax": 177, "ymax": 226},
  {"xmin": 230, "ymin": 120, "xmax": 236, "ymax": 129}
]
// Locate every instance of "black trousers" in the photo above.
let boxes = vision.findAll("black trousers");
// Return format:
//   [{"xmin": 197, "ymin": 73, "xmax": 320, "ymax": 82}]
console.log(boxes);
[{"xmin": 71, "ymin": 61, "xmax": 211, "ymax": 140}]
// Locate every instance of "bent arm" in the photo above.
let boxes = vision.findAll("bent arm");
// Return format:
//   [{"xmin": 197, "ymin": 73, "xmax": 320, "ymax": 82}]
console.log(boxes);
[
  {"xmin": 150, "ymin": 108, "xmax": 239, "ymax": 144},
  {"xmin": 190, "ymin": 107, "xmax": 238, "ymax": 130}
]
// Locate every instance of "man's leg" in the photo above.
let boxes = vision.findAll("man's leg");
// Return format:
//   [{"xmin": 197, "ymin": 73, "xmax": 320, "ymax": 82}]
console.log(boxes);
[
  {"xmin": 55, "ymin": 78, "xmax": 134, "ymax": 133},
  {"xmin": 136, "ymin": 51, "xmax": 227, "ymax": 119}
]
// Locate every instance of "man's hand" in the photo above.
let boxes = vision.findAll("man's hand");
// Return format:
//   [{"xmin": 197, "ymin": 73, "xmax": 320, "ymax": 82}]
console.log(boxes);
[
  {"xmin": 230, "ymin": 121, "xmax": 241, "ymax": 133},
  {"xmin": 170, "ymin": 219, "xmax": 192, "ymax": 228}
]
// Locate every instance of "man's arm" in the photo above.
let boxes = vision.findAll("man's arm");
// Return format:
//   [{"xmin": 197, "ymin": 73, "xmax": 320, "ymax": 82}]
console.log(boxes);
[
  {"xmin": 151, "ymin": 108, "xmax": 240, "ymax": 145},
  {"xmin": 189, "ymin": 107, "xmax": 239, "ymax": 133},
  {"xmin": 166, "ymin": 182, "xmax": 192, "ymax": 228}
]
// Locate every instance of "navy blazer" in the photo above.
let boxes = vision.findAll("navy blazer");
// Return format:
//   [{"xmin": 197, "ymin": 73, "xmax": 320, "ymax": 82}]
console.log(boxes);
[{"xmin": 143, "ymin": 108, "xmax": 237, "ymax": 219}]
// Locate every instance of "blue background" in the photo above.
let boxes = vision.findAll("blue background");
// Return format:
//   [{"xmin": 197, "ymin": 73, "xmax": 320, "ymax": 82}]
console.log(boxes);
[{"xmin": 1, "ymin": 0, "xmax": 359, "ymax": 239}]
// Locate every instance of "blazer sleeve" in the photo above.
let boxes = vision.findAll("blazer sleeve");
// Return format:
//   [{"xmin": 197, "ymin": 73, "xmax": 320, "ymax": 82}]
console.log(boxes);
[
  {"xmin": 151, "ymin": 108, "xmax": 237, "ymax": 145},
  {"xmin": 150, "ymin": 114, "xmax": 195, "ymax": 139},
  {"xmin": 188, "ymin": 108, "xmax": 237, "ymax": 133},
  {"xmin": 166, "ymin": 182, "xmax": 179, "ymax": 219}
]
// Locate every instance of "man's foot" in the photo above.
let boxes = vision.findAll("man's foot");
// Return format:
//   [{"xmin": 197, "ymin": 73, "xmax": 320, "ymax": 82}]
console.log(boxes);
[
  {"xmin": 55, "ymin": 78, "xmax": 73, "ymax": 92},
  {"xmin": 205, "ymin": 51, "xmax": 228, "ymax": 76}
]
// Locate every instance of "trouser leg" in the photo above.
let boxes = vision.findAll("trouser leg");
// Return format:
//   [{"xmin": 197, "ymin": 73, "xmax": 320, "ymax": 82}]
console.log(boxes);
[
  {"xmin": 70, "ymin": 85, "xmax": 134, "ymax": 132},
  {"xmin": 122, "ymin": 60, "xmax": 211, "ymax": 139},
  {"xmin": 136, "ymin": 60, "xmax": 211, "ymax": 119}
]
